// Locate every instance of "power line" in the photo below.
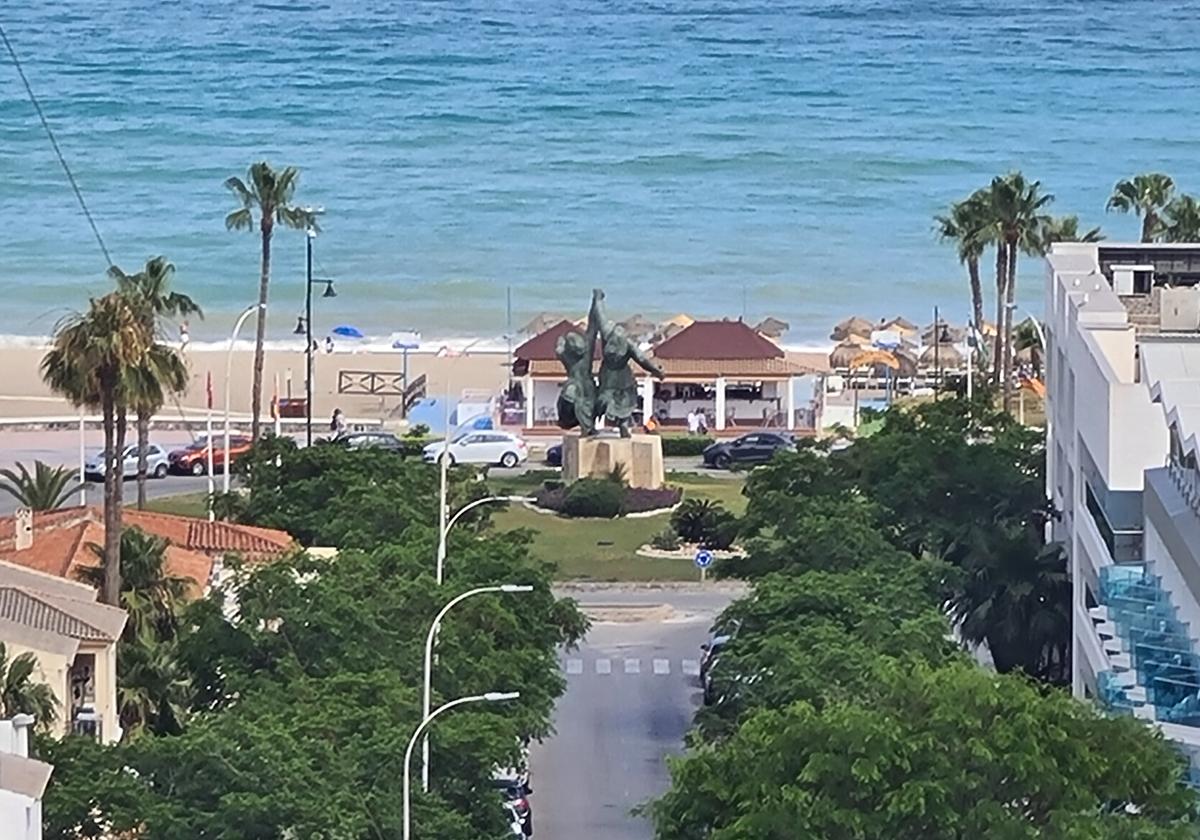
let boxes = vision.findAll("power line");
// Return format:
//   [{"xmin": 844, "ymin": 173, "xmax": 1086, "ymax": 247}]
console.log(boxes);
[{"xmin": 0, "ymin": 21, "xmax": 113, "ymax": 267}]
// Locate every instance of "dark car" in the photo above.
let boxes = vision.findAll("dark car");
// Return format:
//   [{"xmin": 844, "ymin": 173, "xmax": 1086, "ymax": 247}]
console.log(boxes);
[
  {"xmin": 332, "ymin": 431, "xmax": 406, "ymax": 451},
  {"xmin": 702, "ymin": 431, "xmax": 794, "ymax": 469},
  {"xmin": 545, "ymin": 444, "xmax": 562, "ymax": 467}
]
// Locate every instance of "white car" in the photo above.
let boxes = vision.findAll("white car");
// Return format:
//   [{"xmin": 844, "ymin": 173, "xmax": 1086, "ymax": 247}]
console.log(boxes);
[
  {"xmin": 422, "ymin": 431, "xmax": 529, "ymax": 468},
  {"xmin": 84, "ymin": 444, "xmax": 171, "ymax": 481}
]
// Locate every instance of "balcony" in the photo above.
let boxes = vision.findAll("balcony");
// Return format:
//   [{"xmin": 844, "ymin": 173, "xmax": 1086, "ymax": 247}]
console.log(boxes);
[{"xmin": 1084, "ymin": 483, "xmax": 1143, "ymax": 564}]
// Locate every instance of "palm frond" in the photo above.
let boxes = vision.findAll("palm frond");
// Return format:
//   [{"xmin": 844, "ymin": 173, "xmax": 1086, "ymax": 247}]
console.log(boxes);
[
  {"xmin": 223, "ymin": 176, "xmax": 255, "ymax": 207},
  {"xmin": 0, "ymin": 461, "xmax": 82, "ymax": 510},
  {"xmin": 225, "ymin": 208, "xmax": 254, "ymax": 231}
]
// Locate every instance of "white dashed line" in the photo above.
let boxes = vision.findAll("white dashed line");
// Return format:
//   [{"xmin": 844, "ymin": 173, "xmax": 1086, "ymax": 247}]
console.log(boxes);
[
  {"xmin": 653, "ymin": 659, "xmax": 670, "ymax": 675},
  {"xmin": 681, "ymin": 659, "xmax": 701, "ymax": 677},
  {"xmin": 595, "ymin": 658, "xmax": 612, "ymax": 675},
  {"xmin": 566, "ymin": 658, "xmax": 583, "ymax": 675},
  {"xmin": 624, "ymin": 658, "xmax": 641, "ymax": 674}
]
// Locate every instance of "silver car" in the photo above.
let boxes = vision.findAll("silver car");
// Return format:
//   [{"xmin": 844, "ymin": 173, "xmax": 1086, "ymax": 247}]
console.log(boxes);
[{"xmin": 84, "ymin": 444, "xmax": 171, "ymax": 481}]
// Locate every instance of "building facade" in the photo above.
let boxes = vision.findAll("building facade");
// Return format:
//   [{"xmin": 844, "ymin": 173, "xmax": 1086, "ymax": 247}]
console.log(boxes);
[
  {"xmin": 0, "ymin": 717, "xmax": 52, "ymax": 840},
  {"xmin": 1046, "ymin": 242, "xmax": 1200, "ymax": 768}
]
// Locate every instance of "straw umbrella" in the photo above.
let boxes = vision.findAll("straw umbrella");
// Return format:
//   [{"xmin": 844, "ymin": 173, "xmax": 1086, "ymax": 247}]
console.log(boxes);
[
  {"xmin": 881, "ymin": 317, "xmax": 919, "ymax": 339},
  {"xmin": 829, "ymin": 341, "xmax": 864, "ymax": 369},
  {"xmin": 831, "ymin": 316, "xmax": 874, "ymax": 342},
  {"xmin": 753, "ymin": 317, "xmax": 790, "ymax": 339},
  {"xmin": 921, "ymin": 322, "xmax": 965, "ymax": 345},
  {"xmin": 920, "ymin": 342, "xmax": 965, "ymax": 369},
  {"xmin": 520, "ymin": 313, "xmax": 568, "ymax": 336}
]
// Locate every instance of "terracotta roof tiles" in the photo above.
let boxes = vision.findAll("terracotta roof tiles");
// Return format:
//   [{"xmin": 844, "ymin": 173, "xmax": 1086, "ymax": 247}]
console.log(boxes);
[{"xmin": 652, "ymin": 320, "xmax": 784, "ymax": 361}]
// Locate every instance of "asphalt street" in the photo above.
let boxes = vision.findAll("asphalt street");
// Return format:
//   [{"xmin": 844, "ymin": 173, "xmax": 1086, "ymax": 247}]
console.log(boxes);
[{"xmin": 533, "ymin": 586, "xmax": 742, "ymax": 839}]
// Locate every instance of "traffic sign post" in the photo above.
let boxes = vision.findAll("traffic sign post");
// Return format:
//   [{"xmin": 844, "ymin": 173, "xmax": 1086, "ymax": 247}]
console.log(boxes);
[{"xmin": 694, "ymin": 549, "xmax": 713, "ymax": 584}]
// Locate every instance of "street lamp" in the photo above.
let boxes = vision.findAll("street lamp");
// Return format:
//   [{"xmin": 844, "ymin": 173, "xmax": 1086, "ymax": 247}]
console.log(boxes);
[
  {"xmin": 436, "ymin": 495, "xmax": 535, "ymax": 585},
  {"xmin": 302, "ymin": 219, "xmax": 335, "ymax": 448},
  {"xmin": 421, "ymin": 584, "xmax": 533, "ymax": 790},
  {"xmin": 402, "ymin": 691, "xmax": 520, "ymax": 840},
  {"xmin": 1007, "ymin": 303, "xmax": 1051, "ymax": 500},
  {"xmin": 223, "ymin": 304, "xmax": 265, "ymax": 496}
]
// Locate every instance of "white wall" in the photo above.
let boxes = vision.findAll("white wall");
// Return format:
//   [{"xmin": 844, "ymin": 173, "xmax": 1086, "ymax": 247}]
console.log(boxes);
[{"xmin": 0, "ymin": 788, "xmax": 41, "ymax": 840}]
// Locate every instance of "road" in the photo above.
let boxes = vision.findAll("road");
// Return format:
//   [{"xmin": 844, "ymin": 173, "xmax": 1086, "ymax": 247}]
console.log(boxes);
[{"xmin": 533, "ymin": 586, "xmax": 741, "ymax": 839}]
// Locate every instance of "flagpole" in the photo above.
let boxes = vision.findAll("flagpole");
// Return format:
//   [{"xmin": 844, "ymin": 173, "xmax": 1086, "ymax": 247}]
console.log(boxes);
[{"xmin": 206, "ymin": 371, "xmax": 215, "ymax": 521}]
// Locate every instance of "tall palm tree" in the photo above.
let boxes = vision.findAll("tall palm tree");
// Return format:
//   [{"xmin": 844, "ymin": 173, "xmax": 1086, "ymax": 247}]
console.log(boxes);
[
  {"xmin": 110, "ymin": 257, "xmax": 201, "ymax": 509},
  {"xmin": 0, "ymin": 642, "xmax": 58, "ymax": 726},
  {"xmin": 1039, "ymin": 214, "xmax": 1103, "ymax": 250},
  {"xmin": 989, "ymin": 173, "xmax": 1054, "ymax": 413},
  {"xmin": 224, "ymin": 163, "xmax": 315, "ymax": 441},
  {"xmin": 42, "ymin": 293, "xmax": 152, "ymax": 605},
  {"xmin": 935, "ymin": 190, "xmax": 990, "ymax": 338},
  {"xmin": 1107, "ymin": 173, "xmax": 1175, "ymax": 242},
  {"xmin": 0, "ymin": 461, "xmax": 82, "ymax": 511},
  {"xmin": 1161, "ymin": 194, "xmax": 1200, "ymax": 243}
]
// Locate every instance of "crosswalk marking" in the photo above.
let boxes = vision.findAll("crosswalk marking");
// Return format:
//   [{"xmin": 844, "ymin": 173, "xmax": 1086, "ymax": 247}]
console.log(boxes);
[
  {"xmin": 681, "ymin": 659, "xmax": 700, "ymax": 677},
  {"xmin": 566, "ymin": 658, "xmax": 583, "ymax": 675},
  {"xmin": 653, "ymin": 658, "xmax": 670, "ymax": 675},
  {"xmin": 624, "ymin": 658, "xmax": 640, "ymax": 674},
  {"xmin": 565, "ymin": 657, "xmax": 701, "ymax": 677},
  {"xmin": 595, "ymin": 658, "xmax": 612, "ymax": 675}
]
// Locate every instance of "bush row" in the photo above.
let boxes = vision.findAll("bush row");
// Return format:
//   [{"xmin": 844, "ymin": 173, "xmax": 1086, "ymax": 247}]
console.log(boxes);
[{"xmin": 534, "ymin": 478, "xmax": 681, "ymax": 518}]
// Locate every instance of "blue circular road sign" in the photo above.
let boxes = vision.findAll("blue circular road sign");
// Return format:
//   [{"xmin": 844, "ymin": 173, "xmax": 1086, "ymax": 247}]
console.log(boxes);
[{"xmin": 694, "ymin": 549, "xmax": 714, "ymax": 569}]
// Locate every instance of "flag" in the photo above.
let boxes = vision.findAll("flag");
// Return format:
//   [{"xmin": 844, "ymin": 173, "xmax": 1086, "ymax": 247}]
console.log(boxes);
[{"xmin": 205, "ymin": 371, "xmax": 213, "ymax": 409}]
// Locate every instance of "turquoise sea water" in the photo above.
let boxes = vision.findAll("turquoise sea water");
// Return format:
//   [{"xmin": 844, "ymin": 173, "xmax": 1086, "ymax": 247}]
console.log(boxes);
[{"xmin": 2, "ymin": 1, "xmax": 1199, "ymax": 342}]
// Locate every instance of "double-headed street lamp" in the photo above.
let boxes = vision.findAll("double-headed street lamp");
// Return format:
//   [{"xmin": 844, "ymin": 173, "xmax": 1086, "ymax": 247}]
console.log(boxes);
[
  {"xmin": 421, "ymin": 584, "xmax": 533, "ymax": 790},
  {"xmin": 294, "ymin": 220, "xmax": 335, "ymax": 447},
  {"xmin": 403, "ymin": 691, "xmax": 520, "ymax": 840}
]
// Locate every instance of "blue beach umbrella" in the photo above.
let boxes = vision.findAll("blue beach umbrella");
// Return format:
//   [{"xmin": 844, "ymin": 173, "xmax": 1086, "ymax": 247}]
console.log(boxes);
[{"xmin": 332, "ymin": 325, "xmax": 365, "ymax": 339}]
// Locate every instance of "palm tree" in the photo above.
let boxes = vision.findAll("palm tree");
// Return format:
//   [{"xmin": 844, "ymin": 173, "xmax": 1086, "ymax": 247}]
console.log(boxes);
[
  {"xmin": 42, "ymin": 293, "xmax": 153, "ymax": 605},
  {"xmin": 988, "ymin": 173, "xmax": 1054, "ymax": 412},
  {"xmin": 224, "ymin": 163, "xmax": 315, "ymax": 441},
  {"xmin": 110, "ymin": 257, "xmax": 201, "ymax": 509},
  {"xmin": 935, "ymin": 190, "xmax": 990, "ymax": 339},
  {"xmin": 1013, "ymin": 318, "xmax": 1044, "ymax": 377},
  {"xmin": 1161, "ymin": 195, "xmax": 1200, "ymax": 243},
  {"xmin": 0, "ymin": 642, "xmax": 58, "ymax": 726},
  {"xmin": 0, "ymin": 461, "xmax": 82, "ymax": 511},
  {"xmin": 1039, "ymin": 214, "xmax": 1103, "ymax": 250},
  {"xmin": 1107, "ymin": 173, "xmax": 1175, "ymax": 242}
]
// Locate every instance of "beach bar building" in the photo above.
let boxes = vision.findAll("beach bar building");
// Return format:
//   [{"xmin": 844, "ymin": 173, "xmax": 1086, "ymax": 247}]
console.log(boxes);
[{"xmin": 511, "ymin": 318, "xmax": 820, "ymax": 433}]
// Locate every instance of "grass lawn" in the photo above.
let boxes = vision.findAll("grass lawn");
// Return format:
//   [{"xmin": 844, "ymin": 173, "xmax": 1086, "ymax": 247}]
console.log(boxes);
[
  {"xmin": 489, "ymin": 469, "xmax": 746, "ymax": 581},
  {"xmin": 142, "ymin": 492, "xmax": 209, "ymax": 518}
]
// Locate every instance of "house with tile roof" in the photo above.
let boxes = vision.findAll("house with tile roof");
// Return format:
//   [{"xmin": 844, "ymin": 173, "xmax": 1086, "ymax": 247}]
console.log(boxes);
[
  {"xmin": 0, "ymin": 561, "xmax": 127, "ymax": 744},
  {"xmin": 0, "ymin": 507, "xmax": 295, "ymax": 597},
  {"xmin": 513, "ymin": 318, "xmax": 825, "ymax": 432}
]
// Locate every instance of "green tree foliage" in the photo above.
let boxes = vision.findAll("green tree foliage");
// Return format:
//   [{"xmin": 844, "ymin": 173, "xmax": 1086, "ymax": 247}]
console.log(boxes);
[
  {"xmin": 0, "ymin": 460, "xmax": 82, "ymax": 511},
  {"xmin": 1108, "ymin": 172, "xmax": 1176, "ymax": 242},
  {"xmin": 0, "ymin": 642, "xmax": 58, "ymax": 725},
  {"xmin": 1162, "ymin": 194, "xmax": 1200, "ymax": 243},
  {"xmin": 934, "ymin": 188, "xmax": 990, "ymax": 337},
  {"xmin": 653, "ymin": 663, "xmax": 1198, "ymax": 840}
]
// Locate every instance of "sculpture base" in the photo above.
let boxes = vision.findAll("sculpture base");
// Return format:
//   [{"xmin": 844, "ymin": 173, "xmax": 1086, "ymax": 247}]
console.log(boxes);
[{"xmin": 562, "ymin": 433, "xmax": 665, "ymax": 490}]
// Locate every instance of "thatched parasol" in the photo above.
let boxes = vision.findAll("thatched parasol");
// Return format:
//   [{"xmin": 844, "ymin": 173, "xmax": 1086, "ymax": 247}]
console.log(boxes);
[
  {"xmin": 829, "ymin": 341, "xmax": 865, "ymax": 369},
  {"xmin": 754, "ymin": 316, "xmax": 790, "ymax": 339},
  {"xmin": 922, "ymin": 322, "xmax": 965, "ymax": 344},
  {"xmin": 520, "ymin": 313, "xmax": 568, "ymax": 335},
  {"xmin": 620, "ymin": 313, "xmax": 657, "ymax": 339},
  {"xmin": 893, "ymin": 347, "xmax": 920, "ymax": 377},
  {"xmin": 920, "ymin": 342, "xmax": 964, "ymax": 368},
  {"xmin": 830, "ymin": 316, "xmax": 874, "ymax": 342},
  {"xmin": 881, "ymin": 316, "xmax": 919, "ymax": 338}
]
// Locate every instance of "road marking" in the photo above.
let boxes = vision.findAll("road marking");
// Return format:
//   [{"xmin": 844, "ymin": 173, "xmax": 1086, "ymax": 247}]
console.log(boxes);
[
  {"xmin": 624, "ymin": 658, "xmax": 640, "ymax": 674},
  {"xmin": 653, "ymin": 659, "xmax": 670, "ymax": 675},
  {"xmin": 565, "ymin": 658, "xmax": 583, "ymax": 675},
  {"xmin": 681, "ymin": 659, "xmax": 701, "ymax": 677},
  {"xmin": 595, "ymin": 658, "xmax": 612, "ymax": 675}
]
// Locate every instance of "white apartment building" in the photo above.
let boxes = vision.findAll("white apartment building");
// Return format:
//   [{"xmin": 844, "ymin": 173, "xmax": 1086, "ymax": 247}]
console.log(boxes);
[{"xmin": 1046, "ymin": 242, "xmax": 1200, "ymax": 774}]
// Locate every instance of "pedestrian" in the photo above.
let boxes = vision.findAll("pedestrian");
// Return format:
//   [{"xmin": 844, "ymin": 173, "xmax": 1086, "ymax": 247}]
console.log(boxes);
[
  {"xmin": 697, "ymin": 410, "xmax": 709, "ymax": 435},
  {"xmin": 330, "ymin": 407, "xmax": 347, "ymax": 438},
  {"xmin": 324, "ymin": 336, "xmax": 335, "ymax": 354},
  {"xmin": 179, "ymin": 320, "xmax": 190, "ymax": 352},
  {"xmin": 686, "ymin": 409, "xmax": 698, "ymax": 435}
]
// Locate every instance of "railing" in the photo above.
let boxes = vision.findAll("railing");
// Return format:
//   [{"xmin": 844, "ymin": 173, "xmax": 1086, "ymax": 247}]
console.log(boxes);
[
  {"xmin": 338, "ymin": 370, "xmax": 406, "ymax": 396},
  {"xmin": 1169, "ymin": 461, "xmax": 1200, "ymax": 520}
]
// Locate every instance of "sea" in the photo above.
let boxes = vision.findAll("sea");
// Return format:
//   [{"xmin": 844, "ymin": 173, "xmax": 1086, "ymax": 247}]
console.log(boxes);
[{"xmin": 2, "ymin": 0, "xmax": 1199, "ymax": 346}]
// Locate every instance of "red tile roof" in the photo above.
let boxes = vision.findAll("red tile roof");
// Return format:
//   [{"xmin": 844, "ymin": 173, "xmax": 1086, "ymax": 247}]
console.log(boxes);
[
  {"xmin": 652, "ymin": 320, "xmax": 784, "ymax": 361},
  {"xmin": 513, "ymin": 320, "xmax": 579, "ymax": 361}
]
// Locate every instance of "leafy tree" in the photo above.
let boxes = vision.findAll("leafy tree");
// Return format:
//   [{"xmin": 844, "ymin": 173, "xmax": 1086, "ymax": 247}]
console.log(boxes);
[
  {"xmin": 652, "ymin": 663, "xmax": 1198, "ymax": 840},
  {"xmin": 1162, "ymin": 194, "xmax": 1200, "ymax": 243},
  {"xmin": 225, "ymin": 162, "xmax": 315, "ymax": 441},
  {"xmin": 110, "ymin": 256, "xmax": 201, "ymax": 509},
  {"xmin": 0, "ymin": 642, "xmax": 57, "ymax": 725},
  {"xmin": 1108, "ymin": 172, "xmax": 1176, "ymax": 242},
  {"xmin": 935, "ymin": 189, "xmax": 990, "ymax": 337},
  {"xmin": 42, "ymin": 293, "xmax": 153, "ymax": 605},
  {"xmin": 0, "ymin": 460, "xmax": 82, "ymax": 511}
]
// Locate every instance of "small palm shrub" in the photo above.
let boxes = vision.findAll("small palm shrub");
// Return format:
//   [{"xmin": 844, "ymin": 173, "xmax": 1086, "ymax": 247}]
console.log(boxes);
[
  {"xmin": 671, "ymin": 498, "xmax": 740, "ymax": 549},
  {"xmin": 651, "ymin": 529, "xmax": 682, "ymax": 551}
]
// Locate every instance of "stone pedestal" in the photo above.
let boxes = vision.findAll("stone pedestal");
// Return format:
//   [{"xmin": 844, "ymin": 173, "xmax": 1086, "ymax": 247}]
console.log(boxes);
[{"xmin": 562, "ymin": 433, "xmax": 665, "ymax": 490}]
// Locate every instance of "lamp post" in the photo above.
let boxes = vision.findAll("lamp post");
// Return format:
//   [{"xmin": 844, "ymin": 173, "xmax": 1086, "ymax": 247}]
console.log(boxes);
[
  {"xmin": 223, "ymin": 304, "xmax": 264, "ymax": 495},
  {"xmin": 403, "ymin": 691, "xmax": 520, "ymax": 840},
  {"xmin": 436, "ymin": 495, "xmax": 534, "ymax": 586},
  {"xmin": 421, "ymin": 583, "xmax": 533, "ymax": 790},
  {"xmin": 300, "ymin": 221, "xmax": 336, "ymax": 447}
]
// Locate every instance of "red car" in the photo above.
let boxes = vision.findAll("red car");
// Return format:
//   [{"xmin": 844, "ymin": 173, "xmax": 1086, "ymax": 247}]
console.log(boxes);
[{"xmin": 168, "ymin": 436, "xmax": 253, "ymax": 475}]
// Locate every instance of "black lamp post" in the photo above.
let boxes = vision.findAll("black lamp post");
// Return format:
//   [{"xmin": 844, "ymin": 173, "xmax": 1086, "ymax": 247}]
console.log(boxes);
[{"xmin": 300, "ymin": 227, "xmax": 336, "ymax": 447}]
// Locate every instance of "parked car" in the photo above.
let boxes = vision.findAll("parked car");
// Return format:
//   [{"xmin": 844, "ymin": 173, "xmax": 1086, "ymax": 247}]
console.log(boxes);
[
  {"xmin": 422, "ymin": 431, "xmax": 529, "ymax": 468},
  {"xmin": 168, "ymin": 436, "xmax": 253, "ymax": 475},
  {"xmin": 545, "ymin": 443, "xmax": 562, "ymax": 467},
  {"xmin": 702, "ymin": 431, "xmax": 794, "ymax": 469},
  {"xmin": 699, "ymin": 633, "xmax": 730, "ymax": 687},
  {"xmin": 331, "ymin": 431, "xmax": 406, "ymax": 451},
  {"xmin": 84, "ymin": 444, "xmax": 171, "ymax": 481},
  {"xmin": 492, "ymin": 774, "xmax": 533, "ymax": 837}
]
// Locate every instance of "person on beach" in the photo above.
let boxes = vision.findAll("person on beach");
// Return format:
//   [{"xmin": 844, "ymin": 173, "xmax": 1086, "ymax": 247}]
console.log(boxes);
[
  {"xmin": 179, "ymin": 320, "xmax": 190, "ymax": 352},
  {"xmin": 324, "ymin": 336, "xmax": 334, "ymax": 354}
]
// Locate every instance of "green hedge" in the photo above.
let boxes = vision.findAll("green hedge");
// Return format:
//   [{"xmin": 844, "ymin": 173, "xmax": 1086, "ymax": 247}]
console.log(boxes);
[{"xmin": 660, "ymin": 436, "xmax": 711, "ymax": 457}]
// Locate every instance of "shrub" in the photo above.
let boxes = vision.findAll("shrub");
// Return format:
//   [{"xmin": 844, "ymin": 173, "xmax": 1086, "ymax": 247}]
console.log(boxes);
[
  {"xmin": 661, "ymin": 436, "xmax": 711, "ymax": 457},
  {"xmin": 625, "ymin": 486, "xmax": 683, "ymax": 513},
  {"xmin": 671, "ymin": 498, "xmax": 740, "ymax": 548},
  {"xmin": 405, "ymin": 423, "xmax": 431, "ymax": 439},
  {"xmin": 534, "ymin": 482, "xmax": 680, "ymax": 516},
  {"xmin": 701, "ymin": 508, "xmax": 740, "ymax": 550},
  {"xmin": 608, "ymin": 462, "xmax": 629, "ymax": 486},
  {"xmin": 651, "ymin": 528, "xmax": 682, "ymax": 551},
  {"xmin": 562, "ymin": 478, "xmax": 625, "ymax": 518}
]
